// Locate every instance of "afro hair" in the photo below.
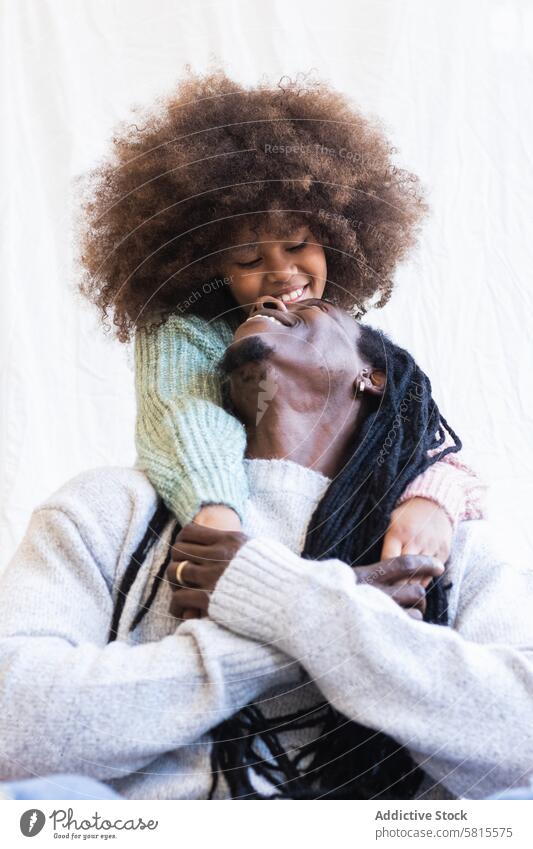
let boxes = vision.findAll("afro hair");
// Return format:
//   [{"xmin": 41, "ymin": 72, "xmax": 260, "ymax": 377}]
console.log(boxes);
[{"xmin": 75, "ymin": 66, "xmax": 428, "ymax": 341}]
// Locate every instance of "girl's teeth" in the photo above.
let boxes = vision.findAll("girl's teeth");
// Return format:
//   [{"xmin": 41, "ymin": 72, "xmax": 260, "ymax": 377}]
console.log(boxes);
[{"xmin": 280, "ymin": 287, "xmax": 304, "ymax": 303}]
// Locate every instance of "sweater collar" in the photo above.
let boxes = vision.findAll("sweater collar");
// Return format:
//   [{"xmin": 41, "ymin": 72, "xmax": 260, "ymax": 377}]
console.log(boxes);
[
  {"xmin": 242, "ymin": 458, "xmax": 332, "ymax": 554},
  {"xmin": 243, "ymin": 457, "xmax": 331, "ymax": 497}
]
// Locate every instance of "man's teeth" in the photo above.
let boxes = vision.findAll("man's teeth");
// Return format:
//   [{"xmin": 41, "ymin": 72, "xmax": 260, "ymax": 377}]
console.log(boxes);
[
  {"xmin": 280, "ymin": 287, "xmax": 304, "ymax": 303},
  {"xmin": 243, "ymin": 314, "xmax": 285, "ymax": 326}
]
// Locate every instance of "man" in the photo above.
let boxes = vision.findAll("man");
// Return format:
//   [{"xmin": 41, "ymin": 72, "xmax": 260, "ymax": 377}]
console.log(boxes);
[{"xmin": 0, "ymin": 298, "xmax": 532, "ymax": 800}]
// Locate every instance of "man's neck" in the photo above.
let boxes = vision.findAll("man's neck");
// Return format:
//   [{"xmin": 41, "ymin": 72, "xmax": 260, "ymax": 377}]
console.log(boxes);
[{"xmin": 243, "ymin": 393, "xmax": 364, "ymax": 479}]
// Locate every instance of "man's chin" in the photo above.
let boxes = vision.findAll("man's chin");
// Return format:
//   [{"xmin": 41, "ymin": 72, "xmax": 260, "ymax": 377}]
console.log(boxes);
[{"xmin": 220, "ymin": 335, "xmax": 275, "ymax": 377}]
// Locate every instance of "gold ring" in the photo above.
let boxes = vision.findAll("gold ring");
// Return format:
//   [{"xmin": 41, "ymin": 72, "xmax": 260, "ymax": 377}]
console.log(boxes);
[{"xmin": 175, "ymin": 560, "xmax": 189, "ymax": 587}]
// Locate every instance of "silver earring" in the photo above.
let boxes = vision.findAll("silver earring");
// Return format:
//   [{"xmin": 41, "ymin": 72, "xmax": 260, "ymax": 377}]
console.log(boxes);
[{"xmin": 355, "ymin": 379, "xmax": 366, "ymax": 398}]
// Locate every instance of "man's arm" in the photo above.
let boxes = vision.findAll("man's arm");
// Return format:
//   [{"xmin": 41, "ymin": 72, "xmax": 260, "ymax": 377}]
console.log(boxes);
[
  {"xmin": 209, "ymin": 521, "xmax": 533, "ymax": 799},
  {"xmin": 0, "ymin": 482, "xmax": 298, "ymax": 782}
]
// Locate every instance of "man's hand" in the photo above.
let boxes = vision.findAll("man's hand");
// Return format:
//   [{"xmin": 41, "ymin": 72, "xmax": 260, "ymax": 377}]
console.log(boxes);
[
  {"xmin": 353, "ymin": 556, "xmax": 445, "ymax": 620},
  {"xmin": 167, "ymin": 522, "xmax": 249, "ymax": 619},
  {"xmin": 381, "ymin": 497, "xmax": 453, "ymax": 584},
  {"xmin": 177, "ymin": 506, "xmax": 243, "ymax": 620}
]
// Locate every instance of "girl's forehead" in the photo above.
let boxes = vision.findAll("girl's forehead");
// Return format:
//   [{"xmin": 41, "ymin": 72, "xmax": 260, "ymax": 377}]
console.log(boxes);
[{"xmin": 235, "ymin": 220, "xmax": 310, "ymax": 243}]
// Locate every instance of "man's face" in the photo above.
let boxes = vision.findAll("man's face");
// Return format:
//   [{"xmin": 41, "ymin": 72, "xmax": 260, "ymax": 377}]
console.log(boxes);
[
  {"xmin": 220, "ymin": 223, "xmax": 327, "ymax": 314},
  {"xmin": 221, "ymin": 297, "xmax": 368, "ymax": 423}
]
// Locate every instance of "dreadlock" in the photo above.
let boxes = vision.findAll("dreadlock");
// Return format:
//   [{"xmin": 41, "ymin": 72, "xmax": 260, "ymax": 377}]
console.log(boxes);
[
  {"xmin": 108, "ymin": 498, "xmax": 176, "ymax": 642},
  {"xmin": 208, "ymin": 323, "xmax": 461, "ymax": 799}
]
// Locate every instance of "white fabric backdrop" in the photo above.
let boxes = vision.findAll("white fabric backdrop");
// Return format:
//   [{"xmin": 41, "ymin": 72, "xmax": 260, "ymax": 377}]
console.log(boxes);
[{"xmin": 1, "ymin": 0, "xmax": 532, "ymax": 569}]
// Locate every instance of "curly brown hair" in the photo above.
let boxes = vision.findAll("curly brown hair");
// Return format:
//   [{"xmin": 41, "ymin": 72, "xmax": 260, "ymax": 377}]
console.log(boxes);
[{"xmin": 75, "ymin": 66, "xmax": 428, "ymax": 341}]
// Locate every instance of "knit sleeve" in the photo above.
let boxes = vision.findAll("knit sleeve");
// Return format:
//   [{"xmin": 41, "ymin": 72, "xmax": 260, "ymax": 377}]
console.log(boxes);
[
  {"xmin": 0, "ymin": 483, "xmax": 297, "ymax": 781},
  {"xmin": 395, "ymin": 435, "xmax": 488, "ymax": 530},
  {"xmin": 135, "ymin": 313, "xmax": 248, "ymax": 526},
  {"xmin": 209, "ymin": 524, "xmax": 533, "ymax": 799}
]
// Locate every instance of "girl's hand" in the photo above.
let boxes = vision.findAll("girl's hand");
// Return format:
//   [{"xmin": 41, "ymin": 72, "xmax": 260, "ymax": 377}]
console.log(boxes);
[
  {"xmin": 167, "ymin": 522, "xmax": 249, "ymax": 619},
  {"xmin": 193, "ymin": 504, "xmax": 242, "ymax": 532},
  {"xmin": 380, "ymin": 497, "xmax": 452, "ymax": 584}
]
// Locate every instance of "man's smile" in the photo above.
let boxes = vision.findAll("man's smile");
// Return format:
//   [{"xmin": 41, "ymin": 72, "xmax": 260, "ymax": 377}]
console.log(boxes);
[
  {"xmin": 241, "ymin": 307, "xmax": 297, "ymax": 329},
  {"xmin": 244, "ymin": 315, "xmax": 285, "ymax": 327}
]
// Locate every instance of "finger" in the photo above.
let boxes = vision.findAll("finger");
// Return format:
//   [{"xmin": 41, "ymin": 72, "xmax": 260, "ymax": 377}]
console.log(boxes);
[
  {"xmin": 381, "ymin": 555, "xmax": 444, "ymax": 584},
  {"xmin": 166, "ymin": 558, "xmax": 195, "ymax": 588},
  {"xmin": 166, "ymin": 559, "xmax": 214, "ymax": 590},
  {"xmin": 171, "ymin": 540, "xmax": 214, "ymax": 562},
  {"xmin": 385, "ymin": 582, "xmax": 426, "ymax": 607},
  {"xmin": 405, "ymin": 543, "xmax": 449, "ymax": 575},
  {"xmin": 400, "ymin": 542, "xmax": 422, "ymax": 556},
  {"xmin": 171, "ymin": 539, "xmax": 231, "ymax": 567},
  {"xmin": 407, "ymin": 608, "xmax": 424, "ymax": 620},
  {"xmin": 172, "ymin": 606, "xmax": 201, "ymax": 622},
  {"xmin": 399, "ymin": 542, "xmax": 435, "ymax": 586},
  {"xmin": 387, "ymin": 583, "xmax": 427, "ymax": 613},
  {"xmin": 178, "ymin": 522, "xmax": 228, "ymax": 544},
  {"xmin": 170, "ymin": 588, "xmax": 210, "ymax": 617},
  {"xmin": 436, "ymin": 542, "xmax": 452, "ymax": 564},
  {"xmin": 417, "ymin": 574, "xmax": 433, "ymax": 589},
  {"xmin": 380, "ymin": 533, "xmax": 403, "ymax": 561},
  {"xmin": 390, "ymin": 575, "xmax": 432, "ymax": 591}
]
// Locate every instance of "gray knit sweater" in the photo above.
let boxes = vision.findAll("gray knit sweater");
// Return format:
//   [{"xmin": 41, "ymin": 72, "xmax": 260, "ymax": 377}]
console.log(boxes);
[{"xmin": 0, "ymin": 459, "xmax": 532, "ymax": 800}]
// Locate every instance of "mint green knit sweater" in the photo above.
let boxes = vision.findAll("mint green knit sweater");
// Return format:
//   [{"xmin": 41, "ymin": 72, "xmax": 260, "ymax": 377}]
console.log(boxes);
[{"xmin": 135, "ymin": 313, "xmax": 248, "ymax": 526}]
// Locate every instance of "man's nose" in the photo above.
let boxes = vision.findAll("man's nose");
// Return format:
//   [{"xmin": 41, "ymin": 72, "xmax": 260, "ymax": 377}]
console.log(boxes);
[{"xmin": 249, "ymin": 295, "xmax": 289, "ymax": 316}]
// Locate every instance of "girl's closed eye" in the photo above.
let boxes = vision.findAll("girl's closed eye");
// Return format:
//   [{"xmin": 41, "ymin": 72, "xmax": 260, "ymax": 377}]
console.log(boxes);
[
  {"xmin": 235, "ymin": 240, "xmax": 308, "ymax": 268},
  {"xmin": 287, "ymin": 239, "xmax": 308, "ymax": 252},
  {"xmin": 236, "ymin": 257, "xmax": 261, "ymax": 268}
]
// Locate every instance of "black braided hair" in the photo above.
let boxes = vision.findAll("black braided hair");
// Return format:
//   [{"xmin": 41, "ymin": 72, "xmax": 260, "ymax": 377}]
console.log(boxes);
[
  {"xmin": 207, "ymin": 322, "xmax": 460, "ymax": 799},
  {"xmin": 108, "ymin": 498, "xmax": 176, "ymax": 642}
]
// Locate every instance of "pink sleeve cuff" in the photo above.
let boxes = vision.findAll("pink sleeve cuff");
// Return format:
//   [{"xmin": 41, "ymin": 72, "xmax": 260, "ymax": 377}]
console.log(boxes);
[{"xmin": 396, "ymin": 446, "xmax": 488, "ymax": 530}]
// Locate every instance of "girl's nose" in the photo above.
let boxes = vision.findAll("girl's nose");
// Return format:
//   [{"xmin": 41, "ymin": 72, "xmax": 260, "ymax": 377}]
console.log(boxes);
[
  {"xmin": 264, "ymin": 255, "xmax": 294, "ymax": 289},
  {"xmin": 249, "ymin": 295, "xmax": 289, "ymax": 316}
]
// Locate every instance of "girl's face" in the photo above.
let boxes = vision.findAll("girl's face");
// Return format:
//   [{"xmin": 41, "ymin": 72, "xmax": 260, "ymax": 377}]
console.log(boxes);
[{"xmin": 221, "ymin": 223, "xmax": 327, "ymax": 314}]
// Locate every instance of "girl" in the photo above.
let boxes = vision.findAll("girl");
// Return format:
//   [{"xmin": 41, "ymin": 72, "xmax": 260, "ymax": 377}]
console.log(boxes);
[{"xmin": 77, "ymin": 67, "xmax": 485, "ymax": 565}]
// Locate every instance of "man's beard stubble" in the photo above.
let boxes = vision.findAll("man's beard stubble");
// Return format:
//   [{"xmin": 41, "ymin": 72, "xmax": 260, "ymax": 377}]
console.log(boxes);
[
  {"xmin": 219, "ymin": 335, "xmax": 275, "ymax": 376},
  {"xmin": 218, "ymin": 335, "xmax": 275, "ymax": 416}
]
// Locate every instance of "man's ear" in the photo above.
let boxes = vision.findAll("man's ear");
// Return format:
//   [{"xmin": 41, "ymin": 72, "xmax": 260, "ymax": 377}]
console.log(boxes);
[{"xmin": 353, "ymin": 368, "xmax": 385, "ymax": 397}]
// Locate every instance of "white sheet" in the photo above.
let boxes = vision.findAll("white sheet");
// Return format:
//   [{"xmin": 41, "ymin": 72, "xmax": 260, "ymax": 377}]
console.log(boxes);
[{"xmin": 1, "ymin": 0, "xmax": 532, "ymax": 569}]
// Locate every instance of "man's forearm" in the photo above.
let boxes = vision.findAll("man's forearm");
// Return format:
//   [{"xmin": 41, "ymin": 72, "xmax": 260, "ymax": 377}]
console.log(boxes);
[
  {"xmin": 0, "ymin": 621, "xmax": 296, "ymax": 781},
  {"xmin": 0, "ymin": 500, "xmax": 297, "ymax": 781}
]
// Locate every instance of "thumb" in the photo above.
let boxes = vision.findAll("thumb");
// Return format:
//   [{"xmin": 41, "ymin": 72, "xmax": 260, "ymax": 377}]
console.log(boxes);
[{"xmin": 381, "ymin": 530, "xmax": 403, "ymax": 561}]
